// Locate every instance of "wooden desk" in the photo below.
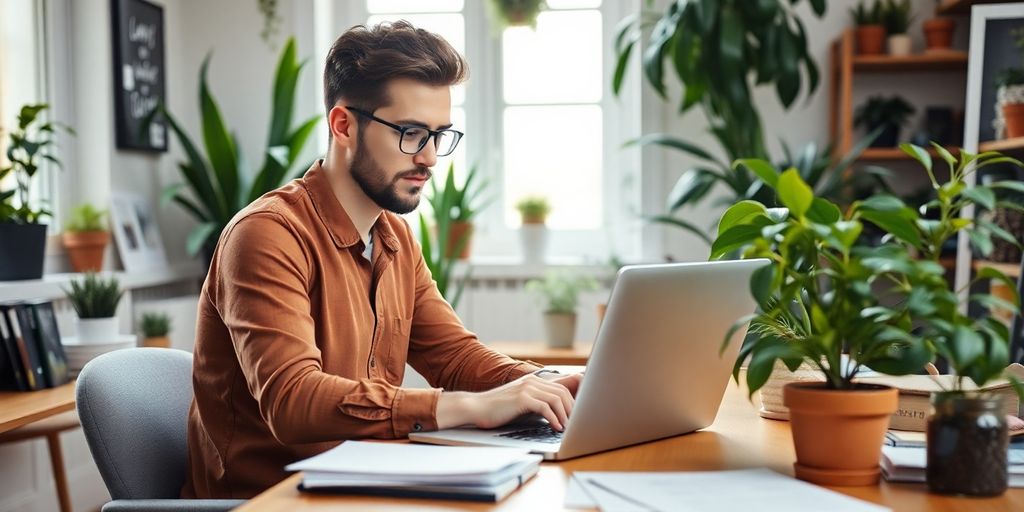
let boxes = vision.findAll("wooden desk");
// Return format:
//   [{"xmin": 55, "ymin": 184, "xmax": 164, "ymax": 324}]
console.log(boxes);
[
  {"xmin": 487, "ymin": 341, "xmax": 593, "ymax": 366},
  {"xmin": 0, "ymin": 382, "xmax": 77, "ymax": 434},
  {"xmin": 238, "ymin": 378, "xmax": 1024, "ymax": 511}
]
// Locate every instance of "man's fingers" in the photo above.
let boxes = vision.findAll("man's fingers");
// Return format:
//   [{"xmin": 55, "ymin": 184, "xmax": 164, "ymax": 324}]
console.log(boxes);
[
  {"xmin": 526, "ymin": 397, "xmax": 562, "ymax": 431},
  {"xmin": 535, "ymin": 390, "xmax": 569, "ymax": 430},
  {"xmin": 535, "ymin": 377, "xmax": 575, "ymax": 418}
]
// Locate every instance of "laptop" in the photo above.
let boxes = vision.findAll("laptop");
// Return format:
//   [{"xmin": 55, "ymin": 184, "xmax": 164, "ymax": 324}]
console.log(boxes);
[{"xmin": 409, "ymin": 259, "xmax": 770, "ymax": 460}]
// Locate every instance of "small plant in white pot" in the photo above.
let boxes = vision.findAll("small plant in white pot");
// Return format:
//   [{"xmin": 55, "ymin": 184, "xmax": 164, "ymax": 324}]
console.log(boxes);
[
  {"xmin": 139, "ymin": 312, "xmax": 172, "ymax": 349},
  {"xmin": 516, "ymin": 195, "xmax": 550, "ymax": 264},
  {"xmin": 64, "ymin": 273, "xmax": 123, "ymax": 344},
  {"xmin": 526, "ymin": 271, "xmax": 597, "ymax": 349},
  {"xmin": 883, "ymin": 0, "xmax": 913, "ymax": 57}
]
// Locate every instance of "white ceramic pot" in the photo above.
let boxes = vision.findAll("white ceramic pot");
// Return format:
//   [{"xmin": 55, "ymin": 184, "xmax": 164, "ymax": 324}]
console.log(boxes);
[
  {"xmin": 543, "ymin": 312, "xmax": 576, "ymax": 349},
  {"xmin": 519, "ymin": 224, "xmax": 548, "ymax": 264},
  {"xmin": 887, "ymin": 34, "xmax": 912, "ymax": 56},
  {"xmin": 76, "ymin": 316, "xmax": 120, "ymax": 344}
]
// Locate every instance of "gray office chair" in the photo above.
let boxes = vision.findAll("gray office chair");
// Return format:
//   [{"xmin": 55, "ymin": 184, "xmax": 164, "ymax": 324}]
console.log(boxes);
[{"xmin": 76, "ymin": 348, "xmax": 244, "ymax": 511}]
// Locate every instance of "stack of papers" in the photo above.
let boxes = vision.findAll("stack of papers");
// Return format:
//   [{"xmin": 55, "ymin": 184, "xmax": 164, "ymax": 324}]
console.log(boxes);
[
  {"xmin": 285, "ymin": 441, "xmax": 541, "ymax": 502},
  {"xmin": 565, "ymin": 468, "xmax": 890, "ymax": 512},
  {"xmin": 881, "ymin": 446, "xmax": 1024, "ymax": 487}
]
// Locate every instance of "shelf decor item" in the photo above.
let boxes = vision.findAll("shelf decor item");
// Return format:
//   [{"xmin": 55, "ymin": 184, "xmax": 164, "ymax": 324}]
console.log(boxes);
[
  {"xmin": 851, "ymin": 0, "xmax": 887, "ymax": 55},
  {"xmin": 139, "ymin": 311, "xmax": 172, "ymax": 349},
  {"xmin": 996, "ymin": 28, "xmax": 1024, "ymax": 139},
  {"xmin": 923, "ymin": 17, "xmax": 956, "ymax": 53},
  {"xmin": 62, "ymin": 203, "xmax": 111, "ymax": 272},
  {"xmin": 0, "ymin": 104, "xmax": 72, "ymax": 281},
  {"xmin": 516, "ymin": 196, "xmax": 550, "ymax": 264},
  {"xmin": 883, "ymin": 0, "xmax": 914, "ymax": 57},
  {"xmin": 854, "ymin": 95, "xmax": 916, "ymax": 147},
  {"xmin": 64, "ymin": 273, "xmax": 124, "ymax": 345}
]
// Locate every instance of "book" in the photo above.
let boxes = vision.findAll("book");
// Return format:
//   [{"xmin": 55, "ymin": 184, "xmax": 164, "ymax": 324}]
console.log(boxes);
[
  {"xmin": 885, "ymin": 428, "xmax": 1024, "ymax": 448},
  {"xmin": 0, "ymin": 307, "xmax": 27, "ymax": 391},
  {"xmin": 287, "ymin": 441, "xmax": 543, "ymax": 502},
  {"xmin": 881, "ymin": 446, "xmax": 1024, "ymax": 487},
  {"xmin": 26, "ymin": 301, "xmax": 69, "ymax": 387},
  {"xmin": 1, "ymin": 304, "xmax": 46, "ymax": 391},
  {"xmin": 858, "ymin": 373, "xmax": 1021, "ymax": 431}
]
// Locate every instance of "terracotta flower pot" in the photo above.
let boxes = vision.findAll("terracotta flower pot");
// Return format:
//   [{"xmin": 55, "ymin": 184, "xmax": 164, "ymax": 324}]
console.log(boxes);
[
  {"xmin": 923, "ymin": 18, "xmax": 956, "ymax": 52},
  {"xmin": 62, "ymin": 231, "xmax": 110, "ymax": 272},
  {"xmin": 142, "ymin": 336, "xmax": 171, "ymax": 349},
  {"xmin": 1002, "ymin": 103, "xmax": 1024, "ymax": 139},
  {"xmin": 855, "ymin": 25, "xmax": 887, "ymax": 55},
  {"xmin": 445, "ymin": 221, "xmax": 473, "ymax": 260},
  {"xmin": 784, "ymin": 382, "xmax": 898, "ymax": 486}
]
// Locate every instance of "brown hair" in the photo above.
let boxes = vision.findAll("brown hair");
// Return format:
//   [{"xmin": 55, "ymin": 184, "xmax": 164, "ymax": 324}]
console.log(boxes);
[{"xmin": 323, "ymin": 21, "xmax": 468, "ymax": 115}]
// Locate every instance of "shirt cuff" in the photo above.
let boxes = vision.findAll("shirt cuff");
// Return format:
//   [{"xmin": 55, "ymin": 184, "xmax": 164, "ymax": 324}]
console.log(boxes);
[{"xmin": 391, "ymin": 387, "xmax": 442, "ymax": 438}]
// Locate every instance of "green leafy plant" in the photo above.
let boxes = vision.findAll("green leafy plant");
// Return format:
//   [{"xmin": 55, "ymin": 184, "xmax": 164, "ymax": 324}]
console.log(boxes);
[
  {"xmin": 64, "ymin": 203, "xmax": 108, "ymax": 233},
  {"xmin": 882, "ymin": 0, "xmax": 913, "ymax": 34},
  {"xmin": 515, "ymin": 196, "xmax": 550, "ymax": 224},
  {"xmin": 64, "ymin": 273, "xmax": 124, "ymax": 319},
  {"xmin": 854, "ymin": 95, "xmax": 915, "ymax": 131},
  {"xmin": 525, "ymin": 271, "xmax": 598, "ymax": 314},
  {"xmin": 153, "ymin": 37, "xmax": 319, "ymax": 257},
  {"xmin": 1, "ymin": 104, "xmax": 73, "ymax": 224},
  {"xmin": 711, "ymin": 143, "xmax": 1024, "ymax": 396},
  {"xmin": 850, "ymin": 0, "xmax": 884, "ymax": 26},
  {"xmin": 488, "ymin": 0, "xmax": 545, "ymax": 29},
  {"xmin": 419, "ymin": 163, "xmax": 490, "ymax": 309},
  {"xmin": 140, "ymin": 312, "xmax": 172, "ymax": 338}
]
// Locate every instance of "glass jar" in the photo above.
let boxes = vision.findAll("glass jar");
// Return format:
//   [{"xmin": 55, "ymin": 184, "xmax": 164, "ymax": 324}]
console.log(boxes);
[{"xmin": 926, "ymin": 392, "xmax": 1008, "ymax": 496}]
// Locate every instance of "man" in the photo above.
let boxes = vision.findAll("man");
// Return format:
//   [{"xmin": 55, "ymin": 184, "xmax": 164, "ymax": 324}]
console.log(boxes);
[{"xmin": 182, "ymin": 21, "xmax": 582, "ymax": 499}]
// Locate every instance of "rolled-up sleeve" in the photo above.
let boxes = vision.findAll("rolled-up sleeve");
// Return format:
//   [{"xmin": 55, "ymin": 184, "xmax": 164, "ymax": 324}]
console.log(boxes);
[{"xmin": 213, "ymin": 213, "xmax": 441, "ymax": 443}]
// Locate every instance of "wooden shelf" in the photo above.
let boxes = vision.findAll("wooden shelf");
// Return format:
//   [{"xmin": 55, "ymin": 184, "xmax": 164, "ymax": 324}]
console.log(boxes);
[
  {"xmin": 852, "ymin": 52, "xmax": 968, "ymax": 72},
  {"xmin": 858, "ymin": 146, "xmax": 959, "ymax": 162},
  {"xmin": 937, "ymin": 0, "xmax": 1006, "ymax": 15},
  {"xmin": 973, "ymin": 259, "xmax": 1022, "ymax": 279},
  {"xmin": 979, "ymin": 137, "xmax": 1024, "ymax": 153}
]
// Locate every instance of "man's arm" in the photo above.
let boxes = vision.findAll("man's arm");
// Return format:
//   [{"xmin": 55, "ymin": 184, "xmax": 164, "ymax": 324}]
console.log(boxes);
[{"xmin": 213, "ymin": 214, "xmax": 440, "ymax": 444}]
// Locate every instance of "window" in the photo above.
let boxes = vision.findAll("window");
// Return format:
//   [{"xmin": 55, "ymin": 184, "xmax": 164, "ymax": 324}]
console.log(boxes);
[{"xmin": 337, "ymin": 0, "xmax": 641, "ymax": 261}]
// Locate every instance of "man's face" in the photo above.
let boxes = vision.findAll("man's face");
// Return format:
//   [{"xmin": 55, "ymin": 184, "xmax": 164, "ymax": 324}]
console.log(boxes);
[{"xmin": 349, "ymin": 79, "xmax": 453, "ymax": 214}]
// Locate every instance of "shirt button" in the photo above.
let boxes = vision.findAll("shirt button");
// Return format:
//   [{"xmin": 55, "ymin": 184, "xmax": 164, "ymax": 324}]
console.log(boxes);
[{"xmin": 413, "ymin": 423, "xmax": 423, "ymax": 432}]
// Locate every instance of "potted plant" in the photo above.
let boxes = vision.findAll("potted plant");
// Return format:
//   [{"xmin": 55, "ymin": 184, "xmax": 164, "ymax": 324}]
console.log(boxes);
[
  {"xmin": 516, "ymin": 195, "xmax": 550, "ymax": 264},
  {"xmin": 850, "ymin": 0, "xmax": 886, "ymax": 55},
  {"xmin": 488, "ymin": 0, "xmax": 545, "ymax": 29},
  {"xmin": 526, "ymin": 271, "xmax": 597, "ymax": 349},
  {"xmin": 886, "ymin": 145, "xmax": 1024, "ymax": 496},
  {"xmin": 64, "ymin": 273, "xmax": 124, "ymax": 344},
  {"xmin": 996, "ymin": 28, "xmax": 1024, "ymax": 140},
  {"xmin": 854, "ymin": 95, "xmax": 915, "ymax": 147},
  {"xmin": 883, "ymin": 0, "xmax": 913, "ymax": 57},
  {"xmin": 0, "ymin": 104, "xmax": 72, "ymax": 280},
  {"xmin": 139, "ymin": 312, "xmax": 172, "ymax": 349},
  {"xmin": 62, "ymin": 203, "xmax": 110, "ymax": 272},
  {"xmin": 425, "ymin": 162, "xmax": 490, "ymax": 261},
  {"xmin": 153, "ymin": 38, "xmax": 318, "ymax": 265},
  {"xmin": 922, "ymin": 2, "xmax": 956, "ymax": 53}
]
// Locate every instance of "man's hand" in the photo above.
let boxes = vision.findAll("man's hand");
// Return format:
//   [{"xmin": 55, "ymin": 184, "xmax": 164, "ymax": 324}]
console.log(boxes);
[
  {"xmin": 537, "ymin": 371, "xmax": 583, "ymax": 397},
  {"xmin": 436, "ymin": 373, "xmax": 579, "ymax": 431}
]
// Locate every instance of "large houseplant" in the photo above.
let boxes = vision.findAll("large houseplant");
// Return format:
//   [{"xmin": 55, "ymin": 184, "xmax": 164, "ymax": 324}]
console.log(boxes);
[
  {"xmin": 0, "ymin": 104, "xmax": 72, "ymax": 280},
  {"xmin": 153, "ymin": 37, "xmax": 319, "ymax": 262},
  {"xmin": 711, "ymin": 143, "xmax": 1022, "ymax": 486}
]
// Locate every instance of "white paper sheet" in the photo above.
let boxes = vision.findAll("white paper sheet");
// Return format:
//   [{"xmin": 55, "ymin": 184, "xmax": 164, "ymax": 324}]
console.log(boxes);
[
  {"xmin": 569, "ymin": 469, "xmax": 890, "ymax": 512},
  {"xmin": 564, "ymin": 474, "xmax": 650, "ymax": 511}
]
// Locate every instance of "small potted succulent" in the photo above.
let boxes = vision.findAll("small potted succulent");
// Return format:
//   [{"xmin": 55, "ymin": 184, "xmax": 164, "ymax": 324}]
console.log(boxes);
[
  {"xmin": 996, "ymin": 28, "xmax": 1024, "ymax": 140},
  {"xmin": 516, "ymin": 195, "xmax": 551, "ymax": 264},
  {"xmin": 64, "ymin": 273, "xmax": 124, "ymax": 344},
  {"xmin": 850, "ymin": 0, "xmax": 886, "ymax": 55},
  {"xmin": 62, "ymin": 203, "xmax": 110, "ymax": 272},
  {"xmin": 526, "ymin": 271, "xmax": 598, "ymax": 349},
  {"xmin": 139, "ymin": 312, "xmax": 172, "ymax": 349},
  {"xmin": 0, "ymin": 104, "xmax": 73, "ymax": 280},
  {"xmin": 854, "ymin": 95, "xmax": 916, "ymax": 147},
  {"xmin": 883, "ymin": 0, "xmax": 913, "ymax": 56}
]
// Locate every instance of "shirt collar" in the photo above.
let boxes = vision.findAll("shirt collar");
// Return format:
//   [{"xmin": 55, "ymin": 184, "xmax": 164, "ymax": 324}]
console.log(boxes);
[{"xmin": 301, "ymin": 160, "xmax": 401, "ymax": 253}]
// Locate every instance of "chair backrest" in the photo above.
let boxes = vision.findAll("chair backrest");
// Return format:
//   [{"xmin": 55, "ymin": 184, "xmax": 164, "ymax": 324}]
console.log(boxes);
[{"xmin": 76, "ymin": 348, "xmax": 194, "ymax": 500}]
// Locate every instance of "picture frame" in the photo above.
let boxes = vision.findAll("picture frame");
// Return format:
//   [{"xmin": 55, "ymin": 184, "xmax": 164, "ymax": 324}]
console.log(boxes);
[
  {"xmin": 110, "ymin": 193, "xmax": 168, "ymax": 272},
  {"xmin": 111, "ymin": 0, "xmax": 168, "ymax": 152}
]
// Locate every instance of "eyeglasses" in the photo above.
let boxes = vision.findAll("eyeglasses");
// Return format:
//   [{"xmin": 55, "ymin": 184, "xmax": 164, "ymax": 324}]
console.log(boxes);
[{"xmin": 346, "ymin": 106, "xmax": 464, "ymax": 157}]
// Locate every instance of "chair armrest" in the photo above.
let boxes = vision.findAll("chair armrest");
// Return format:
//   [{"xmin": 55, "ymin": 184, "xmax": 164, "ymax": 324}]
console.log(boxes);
[{"xmin": 101, "ymin": 499, "xmax": 246, "ymax": 512}]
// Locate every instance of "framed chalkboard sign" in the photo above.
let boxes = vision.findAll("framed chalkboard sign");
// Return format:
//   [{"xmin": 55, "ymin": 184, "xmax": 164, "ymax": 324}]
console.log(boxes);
[{"xmin": 111, "ymin": 0, "xmax": 167, "ymax": 152}]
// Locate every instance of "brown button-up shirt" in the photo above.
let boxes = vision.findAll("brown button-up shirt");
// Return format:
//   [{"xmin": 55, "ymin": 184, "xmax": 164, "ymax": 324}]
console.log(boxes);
[{"xmin": 181, "ymin": 162, "xmax": 541, "ymax": 499}]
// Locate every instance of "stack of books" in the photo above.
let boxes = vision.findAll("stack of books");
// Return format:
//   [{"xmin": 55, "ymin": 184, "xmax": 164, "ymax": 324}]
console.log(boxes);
[
  {"xmin": 0, "ymin": 301, "xmax": 69, "ymax": 391},
  {"xmin": 286, "ymin": 441, "xmax": 542, "ymax": 502},
  {"xmin": 881, "ymin": 446, "xmax": 1024, "ymax": 487}
]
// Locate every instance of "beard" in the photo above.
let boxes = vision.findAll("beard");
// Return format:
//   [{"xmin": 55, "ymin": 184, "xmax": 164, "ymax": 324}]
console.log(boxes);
[{"xmin": 350, "ymin": 137, "xmax": 431, "ymax": 215}]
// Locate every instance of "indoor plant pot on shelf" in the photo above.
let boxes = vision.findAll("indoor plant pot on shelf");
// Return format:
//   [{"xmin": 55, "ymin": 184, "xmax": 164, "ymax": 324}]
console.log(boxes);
[
  {"xmin": 526, "ymin": 271, "xmax": 597, "ymax": 349},
  {"xmin": 64, "ymin": 273, "xmax": 124, "ymax": 344},
  {"xmin": 516, "ymin": 196, "xmax": 551, "ymax": 264},
  {"xmin": 850, "ymin": 0, "xmax": 886, "ymax": 55},
  {"xmin": 62, "ymin": 203, "xmax": 110, "ymax": 272},
  {"xmin": 923, "ymin": 17, "xmax": 955, "ymax": 53},
  {"xmin": 426, "ymin": 162, "xmax": 490, "ymax": 262},
  {"xmin": 854, "ymin": 95, "xmax": 915, "ymax": 147},
  {"xmin": 139, "ymin": 311, "xmax": 172, "ymax": 349},
  {"xmin": 0, "ymin": 104, "xmax": 72, "ymax": 281},
  {"xmin": 883, "ymin": 0, "xmax": 913, "ymax": 57}
]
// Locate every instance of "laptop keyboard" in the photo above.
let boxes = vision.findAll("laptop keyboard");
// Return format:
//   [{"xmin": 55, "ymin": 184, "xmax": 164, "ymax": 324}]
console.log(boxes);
[{"xmin": 495, "ymin": 425, "xmax": 564, "ymax": 444}]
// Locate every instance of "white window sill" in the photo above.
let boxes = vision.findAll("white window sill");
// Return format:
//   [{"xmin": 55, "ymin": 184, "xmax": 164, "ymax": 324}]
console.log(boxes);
[
  {"xmin": 0, "ymin": 261, "xmax": 206, "ymax": 302},
  {"xmin": 452, "ymin": 257, "xmax": 618, "ymax": 280}
]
